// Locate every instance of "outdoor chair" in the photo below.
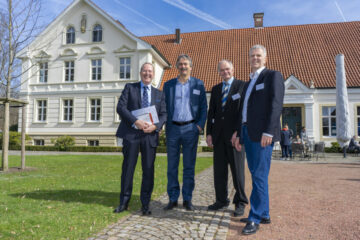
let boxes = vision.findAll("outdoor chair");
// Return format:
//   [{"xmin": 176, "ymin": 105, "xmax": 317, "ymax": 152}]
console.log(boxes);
[
  {"xmin": 313, "ymin": 142, "xmax": 325, "ymax": 160},
  {"xmin": 291, "ymin": 143, "xmax": 306, "ymax": 160}
]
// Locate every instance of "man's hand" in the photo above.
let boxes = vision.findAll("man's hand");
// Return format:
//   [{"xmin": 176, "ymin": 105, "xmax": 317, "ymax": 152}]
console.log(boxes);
[
  {"xmin": 143, "ymin": 124, "xmax": 156, "ymax": 133},
  {"xmin": 206, "ymin": 135, "xmax": 213, "ymax": 147},
  {"xmin": 134, "ymin": 120, "xmax": 149, "ymax": 130},
  {"xmin": 261, "ymin": 135, "xmax": 273, "ymax": 147},
  {"xmin": 234, "ymin": 137, "xmax": 242, "ymax": 152},
  {"xmin": 231, "ymin": 131, "xmax": 237, "ymax": 146},
  {"xmin": 197, "ymin": 125, "xmax": 202, "ymax": 133}
]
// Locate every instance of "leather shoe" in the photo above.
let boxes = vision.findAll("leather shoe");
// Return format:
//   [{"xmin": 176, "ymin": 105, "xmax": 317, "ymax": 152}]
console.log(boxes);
[
  {"xmin": 141, "ymin": 205, "xmax": 151, "ymax": 215},
  {"xmin": 242, "ymin": 221, "xmax": 259, "ymax": 235},
  {"xmin": 183, "ymin": 201, "xmax": 194, "ymax": 211},
  {"xmin": 163, "ymin": 201, "xmax": 178, "ymax": 210},
  {"xmin": 207, "ymin": 201, "xmax": 229, "ymax": 211},
  {"xmin": 240, "ymin": 217, "xmax": 271, "ymax": 224},
  {"xmin": 113, "ymin": 202, "xmax": 128, "ymax": 213},
  {"xmin": 233, "ymin": 204, "xmax": 245, "ymax": 217}
]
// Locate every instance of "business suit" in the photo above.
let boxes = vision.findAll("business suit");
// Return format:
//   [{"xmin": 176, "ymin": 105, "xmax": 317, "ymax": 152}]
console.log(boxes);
[
  {"xmin": 237, "ymin": 68, "xmax": 284, "ymax": 225},
  {"xmin": 207, "ymin": 79, "xmax": 248, "ymax": 208},
  {"xmin": 116, "ymin": 82, "xmax": 166, "ymax": 209},
  {"xmin": 164, "ymin": 77, "xmax": 207, "ymax": 204}
]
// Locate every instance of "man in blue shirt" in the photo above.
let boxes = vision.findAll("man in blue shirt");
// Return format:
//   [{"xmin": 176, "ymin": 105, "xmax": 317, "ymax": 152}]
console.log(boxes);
[{"xmin": 163, "ymin": 54, "xmax": 207, "ymax": 211}]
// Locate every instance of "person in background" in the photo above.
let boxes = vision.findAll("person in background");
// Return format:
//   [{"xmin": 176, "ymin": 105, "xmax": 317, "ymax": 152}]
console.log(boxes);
[{"xmin": 280, "ymin": 125, "xmax": 291, "ymax": 160}]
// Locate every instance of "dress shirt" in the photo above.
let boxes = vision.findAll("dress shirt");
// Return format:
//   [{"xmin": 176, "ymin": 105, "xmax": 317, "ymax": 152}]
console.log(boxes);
[
  {"xmin": 140, "ymin": 81, "xmax": 151, "ymax": 105},
  {"xmin": 241, "ymin": 67, "xmax": 273, "ymax": 138},
  {"xmin": 222, "ymin": 77, "xmax": 234, "ymax": 92},
  {"xmin": 172, "ymin": 78, "xmax": 193, "ymax": 122}
]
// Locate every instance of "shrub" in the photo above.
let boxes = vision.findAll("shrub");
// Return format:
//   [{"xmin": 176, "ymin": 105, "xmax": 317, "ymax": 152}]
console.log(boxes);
[
  {"xmin": 52, "ymin": 135, "xmax": 75, "ymax": 151},
  {"xmin": 0, "ymin": 131, "xmax": 31, "ymax": 149}
]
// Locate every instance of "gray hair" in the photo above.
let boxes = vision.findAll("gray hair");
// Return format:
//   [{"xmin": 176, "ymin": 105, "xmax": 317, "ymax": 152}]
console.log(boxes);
[
  {"xmin": 217, "ymin": 59, "xmax": 234, "ymax": 72},
  {"xmin": 249, "ymin": 44, "xmax": 267, "ymax": 57},
  {"xmin": 176, "ymin": 54, "xmax": 193, "ymax": 68},
  {"xmin": 140, "ymin": 62, "xmax": 154, "ymax": 72}
]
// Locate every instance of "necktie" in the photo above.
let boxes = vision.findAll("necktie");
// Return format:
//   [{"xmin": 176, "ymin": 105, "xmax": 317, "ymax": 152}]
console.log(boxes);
[
  {"xmin": 142, "ymin": 86, "xmax": 149, "ymax": 108},
  {"xmin": 221, "ymin": 82, "xmax": 229, "ymax": 110}
]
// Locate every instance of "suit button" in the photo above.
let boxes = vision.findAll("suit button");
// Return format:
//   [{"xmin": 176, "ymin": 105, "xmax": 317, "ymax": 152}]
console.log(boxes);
[{"xmin": 221, "ymin": 117, "xmax": 224, "ymax": 120}]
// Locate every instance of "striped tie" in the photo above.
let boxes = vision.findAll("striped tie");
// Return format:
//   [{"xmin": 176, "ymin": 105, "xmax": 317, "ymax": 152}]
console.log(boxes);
[
  {"xmin": 221, "ymin": 82, "xmax": 229, "ymax": 110},
  {"xmin": 142, "ymin": 86, "xmax": 149, "ymax": 108}
]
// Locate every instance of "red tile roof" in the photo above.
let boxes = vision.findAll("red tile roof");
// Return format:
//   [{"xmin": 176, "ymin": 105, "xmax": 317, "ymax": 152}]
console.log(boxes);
[{"xmin": 141, "ymin": 21, "xmax": 360, "ymax": 91}]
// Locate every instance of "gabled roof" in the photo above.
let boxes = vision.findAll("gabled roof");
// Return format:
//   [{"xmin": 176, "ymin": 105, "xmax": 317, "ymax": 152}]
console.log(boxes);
[{"xmin": 141, "ymin": 21, "xmax": 360, "ymax": 91}]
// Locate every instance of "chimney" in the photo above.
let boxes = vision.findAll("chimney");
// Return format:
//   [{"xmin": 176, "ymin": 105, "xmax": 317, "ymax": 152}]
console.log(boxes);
[
  {"xmin": 175, "ymin": 28, "xmax": 181, "ymax": 44},
  {"xmin": 253, "ymin": 13, "xmax": 264, "ymax": 28}
]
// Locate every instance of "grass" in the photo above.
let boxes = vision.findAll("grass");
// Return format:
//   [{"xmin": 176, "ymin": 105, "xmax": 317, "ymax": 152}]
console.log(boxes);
[{"xmin": 0, "ymin": 155, "xmax": 213, "ymax": 240}]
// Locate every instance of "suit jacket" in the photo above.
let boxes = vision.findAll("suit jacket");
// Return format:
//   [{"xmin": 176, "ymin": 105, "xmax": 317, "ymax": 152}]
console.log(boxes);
[
  {"xmin": 116, "ymin": 82, "xmax": 167, "ymax": 147},
  {"xmin": 237, "ymin": 68, "xmax": 285, "ymax": 142},
  {"xmin": 207, "ymin": 79, "xmax": 245, "ymax": 145},
  {"xmin": 164, "ymin": 77, "xmax": 207, "ymax": 131}
]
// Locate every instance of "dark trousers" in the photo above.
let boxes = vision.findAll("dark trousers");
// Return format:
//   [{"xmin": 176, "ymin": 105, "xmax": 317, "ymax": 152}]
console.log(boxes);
[
  {"xmin": 281, "ymin": 145, "xmax": 289, "ymax": 158},
  {"xmin": 213, "ymin": 133, "xmax": 248, "ymax": 206},
  {"xmin": 166, "ymin": 123, "xmax": 199, "ymax": 202},
  {"xmin": 119, "ymin": 135, "xmax": 156, "ymax": 207},
  {"xmin": 242, "ymin": 125, "xmax": 273, "ymax": 224}
]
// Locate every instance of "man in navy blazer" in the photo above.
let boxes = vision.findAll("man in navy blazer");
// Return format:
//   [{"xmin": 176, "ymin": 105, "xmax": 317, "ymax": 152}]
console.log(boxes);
[
  {"xmin": 234, "ymin": 45, "xmax": 284, "ymax": 235},
  {"xmin": 114, "ymin": 63, "xmax": 167, "ymax": 215},
  {"xmin": 163, "ymin": 54, "xmax": 207, "ymax": 211}
]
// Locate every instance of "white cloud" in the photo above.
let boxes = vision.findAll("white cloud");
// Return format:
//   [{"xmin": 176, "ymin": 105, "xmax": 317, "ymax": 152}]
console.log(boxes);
[
  {"xmin": 114, "ymin": 0, "xmax": 171, "ymax": 33},
  {"xmin": 162, "ymin": 0, "xmax": 233, "ymax": 29}
]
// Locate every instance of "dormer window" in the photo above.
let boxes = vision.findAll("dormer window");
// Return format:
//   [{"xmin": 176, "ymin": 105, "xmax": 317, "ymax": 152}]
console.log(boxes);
[
  {"xmin": 93, "ymin": 24, "xmax": 102, "ymax": 42},
  {"xmin": 66, "ymin": 27, "xmax": 75, "ymax": 44}
]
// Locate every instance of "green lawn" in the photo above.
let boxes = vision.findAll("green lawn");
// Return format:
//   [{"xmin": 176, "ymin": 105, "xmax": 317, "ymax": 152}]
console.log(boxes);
[{"xmin": 0, "ymin": 155, "xmax": 212, "ymax": 239}]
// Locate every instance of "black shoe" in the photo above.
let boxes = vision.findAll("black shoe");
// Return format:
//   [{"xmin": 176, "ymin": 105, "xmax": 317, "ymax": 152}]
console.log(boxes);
[
  {"xmin": 113, "ymin": 202, "xmax": 129, "ymax": 213},
  {"xmin": 207, "ymin": 201, "xmax": 229, "ymax": 211},
  {"xmin": 141, "ymin": 205, "xmax": 151, "ymax": 215},
  {"xmin": 163, "ymin": 201, "xmax": 178, "ymax": 210},
  {"xmin": 233, "ymin": 204, "xmax": 245, "ymax": 217},
  {"xmin": 240, "ymin": 217, "xmax": 271, "ymax": 224},
  {"xmin": 242, "ymin": 221, "xmax": 259, "ymax": 235},
  {"xmin": 183, "ymin": 201, "xmax": 194, "ymax": 211}
]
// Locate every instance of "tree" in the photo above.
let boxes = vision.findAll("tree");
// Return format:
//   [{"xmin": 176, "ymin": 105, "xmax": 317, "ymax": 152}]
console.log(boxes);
[{"xmin": 1, "ymin": 0, "xmax": 42, "ymax": 171}]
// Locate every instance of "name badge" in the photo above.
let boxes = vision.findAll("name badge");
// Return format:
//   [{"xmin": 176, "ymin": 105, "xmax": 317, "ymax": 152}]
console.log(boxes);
[
  {"xmin": 193, "ymin": 89, "xmax": 200, "ymax": 95},
  {"xmin": 256, "ymin": 83, "xmax": 264, "ymax": 91},
  {"xmin": 212, "ymin": 118, "xmax": 215, "ymax": 123},
  {"xmin": 232, "ymin": 93, "xmax": 240, "ymax": 100}
]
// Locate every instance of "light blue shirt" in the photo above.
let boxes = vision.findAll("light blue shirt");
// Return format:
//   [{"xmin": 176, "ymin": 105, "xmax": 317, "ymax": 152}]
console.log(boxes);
[
  {"xmin": 172, "ymin": 78, "xmax": 193, "ymax": 122},
  {"xmin": 140, "ymin": 81, "xmax": 151, "ymax": 105},
  {"xmin": 222, "ymin": 77, "xmax": 234, "ymax": 92}
]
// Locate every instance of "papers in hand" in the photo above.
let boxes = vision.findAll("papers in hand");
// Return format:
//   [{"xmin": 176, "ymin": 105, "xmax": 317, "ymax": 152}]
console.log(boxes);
[{"xmin": 131, "ymin": 105, "xmax": 159, "ymax": 126}]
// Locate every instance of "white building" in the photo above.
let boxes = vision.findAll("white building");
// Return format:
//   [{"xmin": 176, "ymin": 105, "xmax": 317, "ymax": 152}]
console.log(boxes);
[{"xmin": 18, "ymin": 0, "xmax": 360, "ymax": 146}]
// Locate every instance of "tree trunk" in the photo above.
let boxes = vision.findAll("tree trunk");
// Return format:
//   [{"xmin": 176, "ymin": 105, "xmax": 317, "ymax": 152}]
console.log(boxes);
[{"xmin": 1, "ymin": 101, "xmax": 9, "ymax": 171}]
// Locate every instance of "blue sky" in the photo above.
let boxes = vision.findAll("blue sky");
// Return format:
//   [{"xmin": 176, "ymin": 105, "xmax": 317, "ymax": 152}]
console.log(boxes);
[{"xmin": 29, "ymin": 0, "xmax": 360, "ymax": 36}]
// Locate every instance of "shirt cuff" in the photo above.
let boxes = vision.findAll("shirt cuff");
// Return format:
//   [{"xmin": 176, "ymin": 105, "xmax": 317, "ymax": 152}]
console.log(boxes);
[{"xmin": 262, "ymin": 133, "xmax": 273, "ymax": 138}]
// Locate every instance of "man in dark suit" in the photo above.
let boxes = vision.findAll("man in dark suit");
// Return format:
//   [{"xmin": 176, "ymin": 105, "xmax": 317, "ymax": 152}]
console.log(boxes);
[
  {"xmin": 206, "ymin": 60, "xmax": 248, "ymax": 216},
  {"xmin": 114, "ymin": 63, "xmax": 167, "ymax": 215},
  {"xmin": 163, "ymin": 54, "xmax": 207, "ymax": 211},
  {"xmin": 234, "ymin": 45, "xmax": 285, "ymax": 235}
]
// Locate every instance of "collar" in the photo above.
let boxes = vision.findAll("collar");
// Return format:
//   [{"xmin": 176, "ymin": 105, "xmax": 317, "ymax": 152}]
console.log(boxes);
[
  {"xmin": 223, "ymin": 76, "xmax": 234, "ymax": 86},
  {"xmin": 249, "ymin": 66, "xmax": 265, "ymax": 80},
  {"xmin": 140, "ymin": 81, "xmax": 151, "ymax": 89},
  {"xmin": 176, "ymin": 77, "xmax": 191, "ymax": 85}
]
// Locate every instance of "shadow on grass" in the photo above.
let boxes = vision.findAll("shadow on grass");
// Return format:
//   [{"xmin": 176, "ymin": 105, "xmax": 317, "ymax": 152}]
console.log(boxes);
[{"xmin": 10, "ymin": 189, "xmax": 123, "ymax": 207}]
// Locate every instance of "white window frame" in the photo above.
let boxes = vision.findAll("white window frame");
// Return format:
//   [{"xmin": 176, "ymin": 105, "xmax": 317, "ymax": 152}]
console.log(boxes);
[
  {"xmin": 321, "ymin": 105, "xmax": 336, "ymax": 137},
  {"xmin": 61, "ymin": 98, "xmax": 74, "ymax": 123},
  {"xmin": 91, "ymin": 59, "xmax": 102, "ymax": 81},
  {"xmin": 87, "ymin": 97, "xmax": 102, "ymax": 123},
  {"xmin": 39, "ymin": 62, "xmax": 48, "ymax": 83},
  {"xmin": 119, "ymin": 56, "xmax": 131, "ymax": 80},
  {"xmin": 64, "ymin": 61, "xmax": 75, "ymax": 82},
  {"xmin": 356, "ymin": 105, "xmax": 360, "ymax": 138},
  {"xmin": 66, "ymin": 26, "xmax": 75, "ymax": 44},
  {"xmin": 35, "ymin": 99, "xmax": 48, "ymax": 123},
  {"xmin": 92, "ymin": 24, "xmax": 103, "ymax": 42},
  {"xmin": 114, "ymin": 96, "xmax": 121, "ymax": 123},
  {"xmin": 88, "ymin": 140, "xmax": 99, "ymax": 146},
  {"xmin": 34, "ymin": 139, "xmax": 45, "ymax": 146}
]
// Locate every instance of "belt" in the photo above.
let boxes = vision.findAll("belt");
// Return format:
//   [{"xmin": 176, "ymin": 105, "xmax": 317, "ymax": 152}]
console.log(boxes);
[
  {"xmin": 242, "ymin": 122, "xmax": 248, "ymax": 125},
  {"xmin": 172, "ymin": 120, "xmax": 195, "ymax": 126}
]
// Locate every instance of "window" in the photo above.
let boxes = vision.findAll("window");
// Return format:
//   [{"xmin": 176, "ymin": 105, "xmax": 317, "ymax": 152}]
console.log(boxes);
[
  {"xmin": 322, "ymin": 106, "xmax": 336, "ymax": 137},
  {"xmin": 65, "ymin": 61, "xmax": 74, "ymax": 82},
  {"xmin": 63, "ymin": 99, "xmax": 73, "ymax": 121},
  {"xmin": 66, "ymin": 27, "xmax": 75, "ymax": 44},
  {"xmin": 37, "ymin": 100, "xmax": 47, "ymax": 122},
  {"xmin": 92, "ymin": 24, "xmax": 102, "ymax": 42},
  {"xmin": 90, "ymin": 98, "xmax": 101, "ymax": 121},
  {"xmin": 357, "ymin": 106, "xmax": 360, "ymax": 137},
  {"xmin": 91, "ymin": 59, "xmax": 102, "ymax": 80},
  {"xmin": 88, "ymin": 140, "xmax": 99, "ymax": 146},
  {"xmin": 34, "ymin": 139, "xmax": 45, "ymax": 146},
  {"xmin": 119, "ymin": 57, "xmax": 131, "ymax": 79},
  {"xmin": 39, "ymin": 62, "xmax": 48, "ymax": 83}
]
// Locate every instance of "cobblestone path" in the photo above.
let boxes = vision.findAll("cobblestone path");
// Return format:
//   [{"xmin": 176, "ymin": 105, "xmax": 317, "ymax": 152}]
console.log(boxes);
[{"xmin": 90, "ymin": 167, "xmax": 235, "ymax": 240}]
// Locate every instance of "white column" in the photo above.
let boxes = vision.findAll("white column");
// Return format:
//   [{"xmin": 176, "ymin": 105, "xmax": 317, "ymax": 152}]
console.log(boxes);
[{"xmin": 305, "ymin": 103, "xmax": 314, "ymax": 141}]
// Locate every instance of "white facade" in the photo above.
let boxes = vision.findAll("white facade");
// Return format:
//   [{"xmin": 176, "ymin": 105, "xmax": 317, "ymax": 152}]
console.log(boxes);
[{"xmin": 18, "ymin": 0, "xmax": 168, "ymax": 146}]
